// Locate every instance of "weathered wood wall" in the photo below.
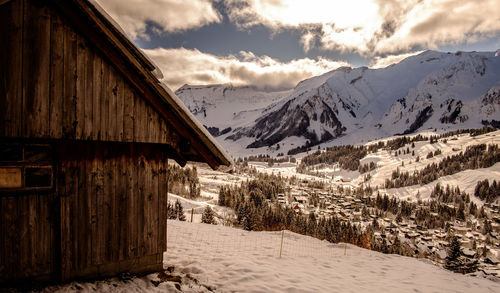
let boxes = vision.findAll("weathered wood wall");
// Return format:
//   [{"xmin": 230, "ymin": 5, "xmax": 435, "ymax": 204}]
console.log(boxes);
[
  {"xmin": 0, "ymin": 191, "xmax": 58, "ymax": 283},
  {"xmin": 57, "ymin": 141, "xmax": 168, "ymax": 281},
  {"xmin": 0, "ymin": 0, "xmax": 180, "ymax": 150},
  {"xmin": 0, "ymin": 141, "xmax": 168, "ymax": 283}
]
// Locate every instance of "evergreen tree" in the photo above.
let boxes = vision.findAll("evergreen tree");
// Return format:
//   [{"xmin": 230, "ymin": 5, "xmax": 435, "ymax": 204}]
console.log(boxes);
[
  {"xmin": 201, "ymin": 206, "xmax": 216, "ymax": 224},
  {"xmin": 445, "ymin": 235, "xmax": 462, "ymax": 272},
  {"xmin": 445, "ymin": 235, "xmax": 478, "ymax": 274},
  {"xmin": 218, "ymin": 186, "xmax": 226, "ymax": 206},
  {"xmin": 167, "ymin": 202, "xmax": 176, "ymax": 220},
  {"xmin": 174, "ymin": 199, "xmax": 186, "ymax": 221}
]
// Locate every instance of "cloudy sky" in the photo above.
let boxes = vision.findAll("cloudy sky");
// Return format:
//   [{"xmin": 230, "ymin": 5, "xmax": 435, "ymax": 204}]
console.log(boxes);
[{"xmin": 96, "ymin": 0, "xmax": 500, "ymax": 91}]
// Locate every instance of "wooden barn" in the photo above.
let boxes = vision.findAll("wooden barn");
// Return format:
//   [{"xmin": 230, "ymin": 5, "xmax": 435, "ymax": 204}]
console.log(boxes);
[{"xmin": 0, "ymin": 0, "xmax": 231, "ymax": 285}]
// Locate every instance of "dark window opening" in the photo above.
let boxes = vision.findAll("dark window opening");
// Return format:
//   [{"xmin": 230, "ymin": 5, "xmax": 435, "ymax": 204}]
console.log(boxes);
[
  {"xmin": 25, "ymin": 145, "xmax": 52, "ymax": 162},
  {"xmin": 0, "ymin": 144, "xmax": 23, "ymax": 162},
  {"xmin": 0, "ymin": 143, "xmax": 53, "ymax": 192},
  {"xmin": 25, "ymin": 167, "xmax": 52, "ymax": 188}
]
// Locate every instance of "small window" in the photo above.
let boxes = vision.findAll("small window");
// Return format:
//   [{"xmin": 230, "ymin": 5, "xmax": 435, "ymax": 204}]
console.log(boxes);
[
  {"xmin": 24, "ymin": 145, "xmax": 52, "ymax": 162},
  {"xmin": 0, "ymin": 143, "xmax": 53, "ymax": 192},
  {"xmin": 25, "ymin": 167, "xmax": 52, "ymax": 188},
  {"xmin": 0, "ymin": 144, "xmax": 23, "ymax": 162}
]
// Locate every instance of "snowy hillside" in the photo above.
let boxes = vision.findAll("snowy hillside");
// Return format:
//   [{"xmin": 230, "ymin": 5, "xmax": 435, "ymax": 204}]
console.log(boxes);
[
  {"xmin": 291, "ymin": 129, "xmax": 500, "ymax": 203},
  {"xmin": 176, "ymin": 50, "xmax": 500, "ymax": 157},
  {"xmin": 44, "ymin": 220, "xmax": 500, "ymax": 292}
]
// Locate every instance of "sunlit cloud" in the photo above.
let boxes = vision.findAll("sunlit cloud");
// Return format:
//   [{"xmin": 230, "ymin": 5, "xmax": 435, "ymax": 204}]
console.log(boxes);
[
  {"xmin": 369, "ymin": 51, "xmax": 425, "ymax": 69},
  {"xmin": 94, "ymin": 0, "xmax": 222, "ymax": 40},
  {"xmin": 142, "ymin": 48, "xmax": 350, "ymax": 91},
  {"xmin": 224, "ymin": 0, "xmax": 500, "ymax": 55}
]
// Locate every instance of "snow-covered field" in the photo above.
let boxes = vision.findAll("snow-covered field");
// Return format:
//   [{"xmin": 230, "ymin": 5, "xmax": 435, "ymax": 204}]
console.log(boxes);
[
  {"xmin": 297, "ymin": 130, "xmax": 500, "ymax": 202},
  {"xmin": 43, "ymin": 221, "xmax": 500, "ymax": 292}
]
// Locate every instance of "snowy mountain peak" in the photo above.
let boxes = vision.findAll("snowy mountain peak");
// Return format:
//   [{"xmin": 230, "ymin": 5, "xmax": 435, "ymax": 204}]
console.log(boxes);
[{"xmin": 176, "ymin": 50, "xmax": 500, "ymax": 157}]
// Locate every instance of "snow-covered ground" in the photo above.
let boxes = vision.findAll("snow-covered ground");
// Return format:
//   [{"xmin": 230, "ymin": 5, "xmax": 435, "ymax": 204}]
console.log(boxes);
[
  {"xmin": 43, "ymin": 221, "xmax": 500, "ymax": 292},
  {"xmin": 299, "ymin": 130, "xmax": 500, "ymax": 202}
]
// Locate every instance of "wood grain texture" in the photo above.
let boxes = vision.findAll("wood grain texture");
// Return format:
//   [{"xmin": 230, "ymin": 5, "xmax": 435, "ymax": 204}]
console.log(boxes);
[
  {"xmin": 23, "ymin": 0, "xmax": 51, "ymax": 137},
  {"xmin": 49, "ymin": 12, "xmax": 64, "ymax": 138},
  {"xmin": 0, "ymin": 0, "xmax": 23, "ymax": 137}
]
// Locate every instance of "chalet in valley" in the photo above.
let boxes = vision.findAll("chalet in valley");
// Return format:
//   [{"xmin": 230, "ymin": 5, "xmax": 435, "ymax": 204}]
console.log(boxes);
[{"xmin": 0, "ymin": 0, "xmax": 231, "ymax": 285}]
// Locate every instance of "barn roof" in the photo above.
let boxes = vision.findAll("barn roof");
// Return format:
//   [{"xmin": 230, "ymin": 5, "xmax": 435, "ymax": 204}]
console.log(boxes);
[{"xmin": 49, "ymin": 0, "xmax": 232, "ymax": 169}]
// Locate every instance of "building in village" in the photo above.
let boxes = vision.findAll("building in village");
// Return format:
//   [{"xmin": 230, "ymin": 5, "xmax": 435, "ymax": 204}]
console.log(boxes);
[{"xmin": 0, "ymin": 0, "xmax": 231, "ymax": 285}]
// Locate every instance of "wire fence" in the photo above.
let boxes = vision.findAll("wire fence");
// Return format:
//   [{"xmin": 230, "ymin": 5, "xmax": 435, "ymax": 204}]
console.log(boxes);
[{"xmin": 165, "ymin": 220, "xmax": 365, "ymax": 266}]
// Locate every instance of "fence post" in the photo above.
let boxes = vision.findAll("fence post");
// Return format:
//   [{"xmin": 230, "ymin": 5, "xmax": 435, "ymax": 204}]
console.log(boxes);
[
  {"xmin": 344, "ymin": 243, "xmax": 347, "ymax": 256},
  {"xmin": 280, "ymin": 230, "xmax": 284, "ymax": 258},
  {"xmin": 191, "ymin": 208, "xmax": 194, "ymax": 222}
]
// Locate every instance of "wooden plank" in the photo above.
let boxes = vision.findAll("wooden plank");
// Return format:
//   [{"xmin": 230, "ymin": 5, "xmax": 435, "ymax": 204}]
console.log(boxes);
[
  {"xmin": 158, "ymin": 154, "xmax": 168, "ymax": 253},
  {"xmin": 144, "ymin": 152, "xmax": 152, "ymax": 254},
  {"xmin": 159, "ymin": 118, "xmax": 166, "ymax": 144},
  {"xmin": 70, "ymin": 159, "xmax": 79, "ymax": 272},
  {"xmin": 62, "ymin": 22, "xmax": 78, "ymax": 139},
  {"xmin": 4, "ymin": 197, "xmax": 20, "ymax": 280},
  {"xmin": 85, "ymin": 149, "xmax": 93, "ymax": 268},
  {"xmin": 59, "ymin": 160, "xmax": 73, "ymax": 281},
  {"xmin": 23, "ymin": 0, "xmax": 51, "ymax": 137},
  {"xmin": 117, "ymin": 147, "xmax": 127, "ymax": 261},
  {"xmin": 108, "ymin": 67, "xmax": 117, "ymax": 141},
  {"xmin": 90, "ymin": 146, "xmax": 99, "ymax": 265},
  {"xmin": 110, "ymin": 146, "xmax": 118, "ymax": 262},
  {"xmin": 145, "ymin": 104, "xmax": 152, "ymax": 143},
  {"xmin": 116, "ymin": 78, "xmax": 125, "ymax": 141},
  {"xmin": 151, "ymin": 153, "xmax": 159, "ymax": 255},
  {"xmin": 49, "ymin": 12, "xmax": 64, "ymax": 138},
  {"xmin": 28, "ymin": 194, "xmax": 38, "ymax": 275},
  {"xmin": 143, "ymin": 152, "xmax": 151, "ymax": 254},
  {"xmin": 123, "ymin": 85, "xmax": 135, "ymax": 141},
  {"xmin": 127, "ymin": 145, "xmax": 137, "ymax": 258},
  {"xmin": 92, "ymin": 54, "xmax": 102, "ymax": 140},
  {"xmin": 84, "ymin": 43, "xmax": 94, "ymax": 139},
  {"xmin": 103, "ymin": 147, "xmax": 113, "ymax": 262},
  {"xmin": 0, "ymin": 0, "xmax": 23, "ymax": 137},
  {"xmin": 96, "ymin": 147, "xmax": 105, "ymax": 265},
  {"xmin": 19, "ymin": 196, "xmax": 30, "ymax": 275},
  {"xmin": 137, "ymin": 153, "xmax": 146, "ymax": 256},
  {"xmin": 133, "ymin": 95, "xmax": 142, "ymax": 142},
  {"xmin": 101, "ymin": 62, "xmax": 110, "ymax": 141},
  {"xmin": 38, "ymin": 192, "xmax": 54, "ymax": 277},
  {"xmin": 77, "ymin": 147, "xmax": 89, "ymax": 270},
  {"xmin": 76, "ymin": 35, "xmax": 89, "ymax": 139}
]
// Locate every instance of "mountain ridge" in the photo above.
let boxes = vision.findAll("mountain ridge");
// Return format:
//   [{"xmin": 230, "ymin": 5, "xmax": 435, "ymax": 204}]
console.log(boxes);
[{"xmin": 176, "ymin": 50, "xmax": 500, "ymax": 157}]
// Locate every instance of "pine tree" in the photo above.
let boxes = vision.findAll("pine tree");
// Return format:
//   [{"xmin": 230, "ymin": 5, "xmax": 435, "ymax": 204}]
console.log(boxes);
[
  {"xmin": 445, "ymin": 235, "xmax": 478, "ymax": 274},
  {"xmin": 174, "ymin": 199, "xmax": 186, "ymax": 221},
  {"xmin": 218, "ymin": 186, "xmax": 226, "ymax": 206},
  {"xmin": 445, "ymin": 235, "xmax": 462, "ymax": 272},
  {"xmin": 167, "ymin": 201, "xmax": 176, "ymax": 220},
  {"xmin": 201, "ymin": 206, "xmax": 216, "ymax": 224}
]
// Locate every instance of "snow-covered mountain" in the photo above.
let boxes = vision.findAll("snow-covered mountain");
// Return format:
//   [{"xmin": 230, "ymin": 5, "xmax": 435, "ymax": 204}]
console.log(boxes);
[{"xmin": 176, "ymin": 50, "xmax": 500, "ymax": 157}]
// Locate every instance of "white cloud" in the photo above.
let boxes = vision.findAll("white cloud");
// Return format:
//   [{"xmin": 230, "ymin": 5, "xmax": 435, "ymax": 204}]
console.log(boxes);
[
  {"xmin": 224, "ymin": 0, "xmax": 500, "ymax": 55},
  {"xmin": 142, "ymin": 48, "xmax": 350, "ymax": 91},
  {"xmin": 369, "ymin": 51, "xmax": 424, "ymax": 69},
  {"xmin": 95, "ymin": 0, "xmax": 222, "ymax": 40}
]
